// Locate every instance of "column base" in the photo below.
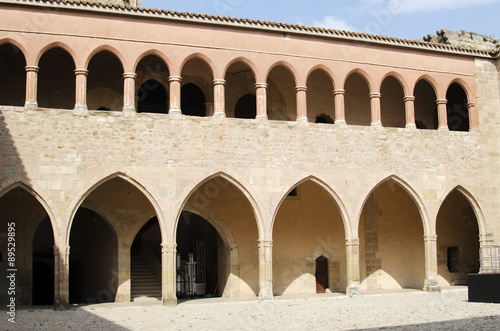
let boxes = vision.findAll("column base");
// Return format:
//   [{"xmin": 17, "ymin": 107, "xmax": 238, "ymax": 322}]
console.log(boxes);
[
  {"xmin": 258, "ymin": 287, "xmax": 273, "ymax": 301},
  {"xmin": 438, "ymin": 125, "xmax": 449, "ymax": 131},
  {"xmin": 405, "ymin": 123, "xmax": 417, "ymax": 130},
  {"xmin": 24, "ymin": 100, "xmax": 38, "ymax": 110},
  {"xmin": 424, "ymin": 278, "xmax": 441, "ymax": 293},
  {"xmin": 162, "ymin": 296, "xmax": 178, "ymax": 307},
  {"xmin": 334, "ymin": 119, "xmax": 347, "ymax": 126},
  {"xmin": 123, "ymin": 105, "xmax": 136, "ymax": 116},
  {"xmin": 256, "ymin": 114, "xmax": 268, "ymax": 120},
  {"xmin": 169, "ymin": 108, "xmax": 182, "ymax": 116},
  {"xmin": 54, "ymin": 298, "xmax": 70, "ymax": 311},
  {"xmin": 73, "ymin": 104, "xmax": 89, "ymax": 116},
  {"xmin": 296, "ymin": 116, "xmax": 308, "ymax": 123},
  {"xmin": 213, "ymin": 111, "xmax": 226, "ymax": 118},
  {"xmin": 371, "ymin": 121, "xmax": 382, "ymax": 127},
  {"xmin": 346, "ymin": 281, "xmax": 361, "ymax": 297}
]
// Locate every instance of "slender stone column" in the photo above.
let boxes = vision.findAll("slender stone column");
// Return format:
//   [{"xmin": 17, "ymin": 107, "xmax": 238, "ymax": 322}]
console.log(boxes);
[
  {"xmin": 255, "ymin": 83, "xmax": 268, "ymax": 119},
  {"xmin": 258, "ymin": 239, "xmax": 273, "ymax": 300},
  {"xmin": 346, "ymin": 238, "xmax": 361, "ymax": 297},
  {"xmin": 333, "ymin": 89, "xmax": 346, "ymax": 125},
  {"xmin": 169, "ymin": 76, "xmax": 182, "ymax": 115},
  {"xmin": 25, "ymin": 66, "xmax": 39, "ymax": 110},
  {"xmin": 74, "ymin": 69, "xmax": 89, "ymax": 114},
  {"xmin": 53, "ymin": 244, "xmax": 70, "ymax": 310},
  {"xmin": 122, "ymin": 73, "xmax": 137, "ymax": 114},
  {"xmin": 436, "ymin": 99, "xmax": 449, "ymax": 130},
  {"xmin": 161, "ymin": 242, "xmax": 177, "ymax": 306},
  {"xmin": 468, "ymin": 102, "xmax": 479, "ymax": 132},
  {"xmin": 370, "ymin": 92, "xmax": 382, "ymax": 126},
  {"xmin": 404, "ymin": 96, "xmax": 416, "ymax": 128},
  {"xmin": 423, "ymin": 235, "xmax": 441, "ymax": 292},
  {"xmin": 213, "ymin": 79, "xmax": 226, "ymax": 117},
  {"xmin": 295, "ymin": 86, "xmax": 308, "ymax": 122}
]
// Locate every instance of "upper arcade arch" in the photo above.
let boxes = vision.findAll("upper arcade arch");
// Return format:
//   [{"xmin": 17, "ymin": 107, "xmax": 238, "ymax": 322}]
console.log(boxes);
[
  {"xmin": 34, "ymin": 42, "xmax": 77, "ymax": 67},
  {"xmin": 179, "ymin": 53, "xmax": 217, "ymax": 79},
  {"xmin": 0, "ymin": 38, "xmax": 28, "ymax": 60},
  {"xmin": 305, "ymin": 64, "xmax": 338, "ymax": 89},
  {"xmin": 343, "ymin": 69, "xmax": 374, "ymax": 92},
  {"xmin": 0, "ymin": 42, "xmax": 27, "ymax": 106},
  {"xmin": 84, "ymin": 45, "xmax": 126, "ymax": 70},
  {"xmin": 133, "ymin": 50, "xmax": 173, "ymax": 75},
  {"xmin": 378, "ymin": 72, "xmax": 410, "ymax": 97},
  {"xmin": 265, "ymin": 61, "xmax": 299, "ymax": 87},
  {"xmin": 222, "ymin": 57, "xmax": 259, "ymax": 82}
]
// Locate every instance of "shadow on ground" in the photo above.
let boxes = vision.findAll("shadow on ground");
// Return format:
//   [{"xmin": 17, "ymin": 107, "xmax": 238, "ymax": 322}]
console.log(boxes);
[{"xmin": 357, "ymin": 315, "xmax": 500, "ymax": 330}]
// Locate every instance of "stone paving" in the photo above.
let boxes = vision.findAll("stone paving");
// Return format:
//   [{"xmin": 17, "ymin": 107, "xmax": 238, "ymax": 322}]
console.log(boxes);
[{"xmin": 2, "ymin": 288, "xmax": 500, "ymax": 330}]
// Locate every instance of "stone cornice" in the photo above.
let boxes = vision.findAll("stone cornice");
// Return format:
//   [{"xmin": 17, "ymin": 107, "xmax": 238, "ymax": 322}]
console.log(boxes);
[{"xmin": 1, "ymin": 0, "xmax": 498, "ymax": 59}]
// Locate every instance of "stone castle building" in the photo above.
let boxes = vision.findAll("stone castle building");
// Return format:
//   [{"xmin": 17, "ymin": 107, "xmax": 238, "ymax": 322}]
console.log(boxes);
[{"xmin": 0, "ymin": 0, "xmax": 499, "ymax": 309}]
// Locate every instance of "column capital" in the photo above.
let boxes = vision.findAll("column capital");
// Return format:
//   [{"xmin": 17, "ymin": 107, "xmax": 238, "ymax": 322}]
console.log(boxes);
[
  {"xmin": 254, "ymin": 83, "xmax": 268, "ymax": 89},
  {"xmin": 74, "ymin": 69, "xmax": 89, "ymax": 76},
  {"xmin": 369, "ymin": 92, "xmax": 382, "ymax": 99},
  {"xmin": 295, "ymin": 86, "xmax": 308, "ymax": 93},
  {"xmin": 213, "ymin": 79, "xmax": 226, "ymax": 86},
  {"xmin": 424, "ymin": 235, "xmax": 438, "ymax": 242},
  {"xmin": 123, "ymin": 72, "xmax": 137, "ymax": 79},
  {"xmin": 258, "ymin": 239, "xmax": 273, "ymax": 248},
  {"xmin": 436, "ymin": 99, "xmax": 448, "ymax": 105},
  {"xmin": 161, "ymin": 242, "xmax": 177, "ymax": 253},
  {"xmin": 346, "ymin": 238, "xmax": 360, "ymax": 246},
  {"xmin": 169, "ymin": 76, "xmax": 183, "ymax": 83},
  {"xmin": 25, "ymin": 65, "xmax": 39, "ymax": 73},
  {"xmin": 53, "ymin": 244, "xmax": 70, "ymax": 256},
  {"xmin": 404, "ymin": 96, "xmax": 416, "ymax": 102},
  {"xmin": 333, "ymin": 89, "xmax": 346, "ymax": 96}
]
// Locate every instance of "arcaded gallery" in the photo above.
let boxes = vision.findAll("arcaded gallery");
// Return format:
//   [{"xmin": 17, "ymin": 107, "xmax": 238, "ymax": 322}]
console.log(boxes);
[{"xmin": 0, "ymin": 0, "xmax": 499, "ymax": 309}]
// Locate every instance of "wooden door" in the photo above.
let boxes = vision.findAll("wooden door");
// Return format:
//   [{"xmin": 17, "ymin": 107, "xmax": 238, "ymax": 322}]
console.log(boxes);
[{"xmin": 315, "ymin": 256, "xmax": 329, "ymax": 293}]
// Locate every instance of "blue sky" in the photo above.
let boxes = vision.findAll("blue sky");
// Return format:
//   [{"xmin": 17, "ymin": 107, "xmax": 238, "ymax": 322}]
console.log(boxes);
[{"xmin": 141, "ymin": 0, "xmax": 500, "ymax": 41}]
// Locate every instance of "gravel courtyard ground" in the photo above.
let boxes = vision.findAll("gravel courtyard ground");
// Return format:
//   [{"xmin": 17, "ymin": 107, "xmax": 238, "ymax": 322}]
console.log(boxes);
[{"xmin": 2, "ymin": 288, "xmax": 500, "ymax": 330}]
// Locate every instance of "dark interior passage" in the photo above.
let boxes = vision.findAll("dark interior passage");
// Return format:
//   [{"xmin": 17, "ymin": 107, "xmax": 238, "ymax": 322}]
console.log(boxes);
[
  {"xmin": 69, "ymin": 208, "xmax": 117, "ymax": 304},
  {"xmin": 176, "ymin": 212, "xmax": 221, "ymax": 298},
  {"xmin": 32, "ymin": 216, "xmax": 55, "ymax": 305}
]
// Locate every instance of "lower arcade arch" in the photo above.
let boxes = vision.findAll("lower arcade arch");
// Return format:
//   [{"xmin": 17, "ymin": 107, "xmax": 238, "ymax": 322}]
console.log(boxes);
[
  {"xmin": 176, "ymin": 176, "xmax": 260, "ymax": 298},
  {"xmin": 0, "ymin": 186, "xmax": 55, "ymax": 305},
  {"xmin": 436, "ymin": 189, "xmax": 480, "ymax": 286},
  {"xmin": 69, "ymin": 176, "xmax": 160, "ymax": 304},
  {"xmin": 273, "ymin": 180, "xmax": 347, "ymax": 295},
  {"xmin": 359, "ymin": 180, "xmax": 425, "ymax": 290}
]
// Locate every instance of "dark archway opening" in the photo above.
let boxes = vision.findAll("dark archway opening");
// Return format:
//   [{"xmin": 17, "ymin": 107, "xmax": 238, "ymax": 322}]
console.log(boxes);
[
  {"xmin": 69, "ymin": 208, "xmax": 117, "ymax": 304},
  {"xmin": 38, "ymin": 47, "xmax": 75, "ymax": 109},
  {"xmin": 131, "ymin": 217, "xmax": 162, "ymax": 301},
  {"xmin": 0, "ymin": 43, "xmax": 26, "ymax": 106},
  {"xmin": 234, "ymin": 94, "xmax": 257, "ymax": 119},
  {"xmin": 436, "ymin": 190, "xmax": 479, "ymax": 285},
  {"xmin": 181, "ymin": 83, "xmax": 206, "ymax": 117},
  {"xmin": 87, "ymin": 51, "xmax": 124, "ymax": 111},
  {"xmin": 315, "ymin": 256, "xmax": 329, "ymax": 293},
  {"xmin": 176, "ymin": 211, "xmax": 221, "ymax": 298},
  {"xmin": 414, "ymin": 80, "xmax": 438, "ymax": 130},
  {"xmin": 32, "ymin": 216, "xmax": 55, "ymax": 305},
  {"xmin": 137, "ymin": 79, "xmax": 168, "ymax": 114},
  {"xmin": 446, "ymin": 83, "xmax": 469, "ymax": 132}
]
